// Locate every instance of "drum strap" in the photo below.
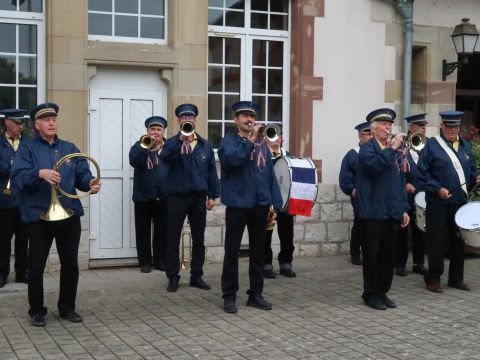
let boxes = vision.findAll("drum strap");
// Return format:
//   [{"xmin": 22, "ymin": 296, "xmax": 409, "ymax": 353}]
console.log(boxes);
[
  {"xmin": 434, "ymin": 135, "xmax": 467, "ymax": 194},
  {"xmin": 409, "ymin": 149, "xmax": 419, "ymax": 165}
]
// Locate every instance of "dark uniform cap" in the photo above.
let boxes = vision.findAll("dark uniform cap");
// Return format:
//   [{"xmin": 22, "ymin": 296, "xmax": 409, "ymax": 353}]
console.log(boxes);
[
  {"xmin": 405, "ymin": 113, "xmax": 428, "ymax": 124},
  {"xmin": 232, "ymin": 101, "xmax": 259, "ymax": 116},
  {"xmin": 0, "ymin": 108, "xmax": 27, "ymax": 123},
  {"xmin": 31, "ymin": 102, "xmax": 59, "ymax": 120},
  {"xmin": 366, "ymin": 108, "xmax": 396, "ymax": 123},
  {"xmin": 439, "ymin": 110, "xmax": 463, "ymax": 126},
  {"xmin": 145, "ymin": 116, "xmax": 168, "ymax": 129},
  {"xmin": 175, "ymin": 103, "xmax": 198, "ymax": 117},
  {"xmin": 354, "ymin": 121, "xmax": 371, "ymax": 133}
]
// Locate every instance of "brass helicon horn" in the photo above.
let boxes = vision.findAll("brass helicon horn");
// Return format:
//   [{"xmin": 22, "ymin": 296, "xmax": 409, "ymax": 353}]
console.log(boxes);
[{"xmin": 40, "ymin": 153, "xmax": 101, "ymax": 221}]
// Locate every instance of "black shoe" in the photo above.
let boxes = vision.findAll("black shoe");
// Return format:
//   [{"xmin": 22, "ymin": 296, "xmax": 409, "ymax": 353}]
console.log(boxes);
[
  {"xmin": 351, "ymin": 256, "xmax": 363, "ymax": 265},
  {"xmin": 167, "ymin": 276, "xmax": 179, "ymax": 292},
  {"xmin": 140, "ymin": 265, "xmax": 152, "ymax": 273},
  {"xmin": 263, "ymin": 269, "xmax": 276, "ymax": 279},
  {"xmin": 395, "ymin": 267, "xmax": 407, "ymax": 277},
  {"xmin": 363, "ymin": 296, "xmax": 387, "ymax": 310},
  {"xmin": 154, "ymin": 262, "xmax": 166, "ymax": 272},
  {"xmin": 379, "ymin": 293, "xmax": 397, "ymax": 308},
  {"xmin": 30, "ymin": 312, "xmax": 46, "ymax": 327},
  {"xmin": 15, "ymin": 272, "xmax": 28, "ymax": 283},
  {"xmin": 279, "ymin": 268, "xmax": 296, "ymax": 278},
  {"xmin": 60, "ymin": 310, "xmax": 83, "ymax": 323},
  {"xmin": 412, "ymin": 264, "xmax": 428, "ymax": 275},
  {"xmin": 223, "ymin": 297, "xmax": 237, "ymax": 314},
  {"xmin": 190, "ymin": 277, "xmax": 211, "ymax": 290},
  {"xmin": 246, "ymin": 294, "xmax": 272, "ymax": 310},
  {"xmin": 0, "ymin": 275, "xmax": 6, "ymax": 288}
]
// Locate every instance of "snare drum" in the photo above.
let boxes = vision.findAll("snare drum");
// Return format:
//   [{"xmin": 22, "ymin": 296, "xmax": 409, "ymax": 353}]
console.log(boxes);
[
  {"xmin": 273, "ymin": 156, "xmax": 318, "ymax": 216},
  {"xmin": 414, "ymin": 191, "xmax": 426, "ymax": 232},
  {"xmin": 455, "ymin": 202, "xmax": 480, "ymax": 248}
]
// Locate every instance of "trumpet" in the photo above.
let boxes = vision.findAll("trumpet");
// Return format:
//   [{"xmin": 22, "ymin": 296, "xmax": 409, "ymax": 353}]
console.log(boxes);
[
  {"xmin": 139, "ymin": 134, "xmax": 154, "ymax": 149},
  {"xmin": 256, "ymin": 123, "xmax": 281, "ymax": 142},
  {"xmin": 266, "ymin": 205, "xmax": 276, "ymax": 230},
  {"xmin": 180, "ymin": 121, "xmax": 195, "ymax": 137},
  {"xmin": 40, "ymin": 153, "xmax": 101, "ymax": 221},
  {"xmin": 389, "ymin": 132, "xmax": 426, "ymax": 152}
]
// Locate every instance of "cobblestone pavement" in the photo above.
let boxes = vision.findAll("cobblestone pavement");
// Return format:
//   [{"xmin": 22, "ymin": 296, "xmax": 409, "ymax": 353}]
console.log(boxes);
[{"xmin": 1, "ymin": 255, "xmax": 480, "ymax": 360}]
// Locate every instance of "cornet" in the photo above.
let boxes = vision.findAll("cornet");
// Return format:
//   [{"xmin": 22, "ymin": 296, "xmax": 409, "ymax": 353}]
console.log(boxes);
[
  {"xmin": 180, "ymin": 121, "xmax": 195, "ymax": 137},
  {"xmin": 389, "ymin": 132, "xmax": 426, "ymax": 152},
  {"xmin": 255, "ymin": 123, "xmax": 281, "ymax": 142},
  {"xmin": 139, "ymin": 134, "xmax": 154, "ymax": 149}
]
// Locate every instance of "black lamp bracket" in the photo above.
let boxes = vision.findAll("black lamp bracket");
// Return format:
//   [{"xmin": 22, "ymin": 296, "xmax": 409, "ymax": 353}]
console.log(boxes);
[{"xmin": 442, "ymin": 56, "xmax": 471, "ymax": 81}]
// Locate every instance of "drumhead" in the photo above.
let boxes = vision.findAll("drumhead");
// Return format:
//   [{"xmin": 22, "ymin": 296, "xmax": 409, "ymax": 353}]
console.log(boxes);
[
  {"xmin": 273, "ymin": 157, "xmax": 292, "ymax": 211},
  {"xmin": 414, "ymin": 191, "xmax": 426, "ymax": 209},
  {"xmin": 455, "ymin": 202, "xmax": 480, "ymax": 230}
]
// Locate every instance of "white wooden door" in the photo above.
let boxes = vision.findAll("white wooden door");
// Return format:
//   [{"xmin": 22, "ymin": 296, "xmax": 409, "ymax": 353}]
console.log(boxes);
[{"xmin": 88, "ymin": 69, "xmax": 166, "ymax": 259}]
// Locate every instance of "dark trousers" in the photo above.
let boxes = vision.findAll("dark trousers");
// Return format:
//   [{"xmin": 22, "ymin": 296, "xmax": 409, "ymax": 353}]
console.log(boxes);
[
  {"xmin": 265, "ymin": 212, "xmax": 294, "ymax": 265},
  {"xmin": 425, "ymin": 202, "xmax": 464, "ymax": 284},
  {"xmin": 134, "ymin": 198, "xmax": 168, "ymax": 267},
  {"xmin": 396, "ymin": 209, "xmax": 425, "ymax": 268},
  {"xmin": 165, "ymin": 194, "xmax": 206, "ymax": 278},
  {"xmin": 350, "ymin": 216, "xmax": 363, "ymax": 258},
  {"xmin": 0, "ymin": 207, "xmax": 28, "ymax": 277},
  {"xmin": 27, "ymin": 217, "xmax": 81, "ymax": 316},
  {"xmin": 362, "ymin": 219, "xmax": 398, "ymax": 299},
  {"xmin": 222, "ymin": 206, "xmax": 268, "ymax": 298}
]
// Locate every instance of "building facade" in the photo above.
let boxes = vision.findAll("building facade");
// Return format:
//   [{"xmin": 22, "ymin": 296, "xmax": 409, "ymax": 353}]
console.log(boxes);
[{"xmin": 1, "ymin": 0, "xmax": 478, "ymax": 269}]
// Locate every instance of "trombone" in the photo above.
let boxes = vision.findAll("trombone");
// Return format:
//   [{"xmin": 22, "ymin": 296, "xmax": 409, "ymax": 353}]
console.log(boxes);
[{"xmin": 41, "ymin": 153, "xmax": 101, "ymax": 221}]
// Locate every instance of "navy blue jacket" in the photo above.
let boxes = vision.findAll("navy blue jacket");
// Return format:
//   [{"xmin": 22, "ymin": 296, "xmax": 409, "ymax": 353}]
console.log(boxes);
[
  {"xmin": 356, "ymin": 139, "xmax": 408, "ymax": 221},
  {"xmin": 339, "ymin": 148, "xmax": 359, "ymax": 214},
  {"xmin": 0, "ymin": 132, "xmax": 30, "ymax": 209},
  {"xmin": 218, "ymin": 134, "xmax": 283, "ymax": 212},
  {"xmin": 160, "ymin": 133, "xmax": 219, "ymax": 199},
  {"xmin": 129, "ymin": 140, "xmax": 169, "ymax": 202},
  {"xmin": 11, "ymin": 135, "xmax": 94, "ymax": 222},
  {"xmin": 417, "ymin": 133, "xmax": 477, "ymax": 206}
]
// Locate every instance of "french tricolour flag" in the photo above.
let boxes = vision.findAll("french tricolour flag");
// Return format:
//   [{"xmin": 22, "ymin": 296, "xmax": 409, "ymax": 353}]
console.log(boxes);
[{"xmin": 288, "ymin": 167, "xmax": 317, "ymax": 217}]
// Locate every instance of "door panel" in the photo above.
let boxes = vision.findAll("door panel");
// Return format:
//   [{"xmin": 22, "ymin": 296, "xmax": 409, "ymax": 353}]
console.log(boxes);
[{"xmin": 89, "ymin": 69, "xmax": 166, "ymax": 260}]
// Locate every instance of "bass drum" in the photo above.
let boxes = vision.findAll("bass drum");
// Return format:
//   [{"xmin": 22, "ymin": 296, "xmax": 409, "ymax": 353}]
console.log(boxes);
[
  {"xmin": 414, "ymin": 191, "xmax": 426, "ymax": 232},
  {"xmin": 455, "ymin": 202, "xmax": 480, "ymax": 248},
  {"xmin": 273, "ymin": 156, "xmax": 318, "ymax": 216}
]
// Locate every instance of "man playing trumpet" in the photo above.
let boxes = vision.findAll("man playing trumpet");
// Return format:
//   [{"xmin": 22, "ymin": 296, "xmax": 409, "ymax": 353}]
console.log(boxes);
[
  {"xmin": 11, "ymin": 102, "xmax": 101, "ymax": 326},
  {"xmin": 160, "ymin": 103, "xmax": 219, "ymax": 293},
  {"xmin": 219, "ymin": 101, "xmax": 283, "ymax": 314},
  {"xmin": 356, "ymin": 108, "xmax": 409, "ymax": 310},
  {"xmin": 129, "ymin": 116, "xmax": 169, "ymax": 273}
]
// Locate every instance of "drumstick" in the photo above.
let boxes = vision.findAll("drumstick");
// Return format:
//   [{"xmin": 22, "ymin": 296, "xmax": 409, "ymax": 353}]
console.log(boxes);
[{"xmin": 447, "ymin": 182, "xmax": 479, "ymax": 196}]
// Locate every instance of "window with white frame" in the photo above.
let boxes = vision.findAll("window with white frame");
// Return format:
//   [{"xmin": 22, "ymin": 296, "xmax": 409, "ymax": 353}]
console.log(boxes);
[
  {"xmin": 88, "ymin": 0, "xmax": 167, "ymax": 44},
  {"xmin": 0, "ymin": 1, "xmax": 44, "ymax": 136},
  {"xmin": 207, "ymin": 0, "xmax": 290, "ymax": 148}
]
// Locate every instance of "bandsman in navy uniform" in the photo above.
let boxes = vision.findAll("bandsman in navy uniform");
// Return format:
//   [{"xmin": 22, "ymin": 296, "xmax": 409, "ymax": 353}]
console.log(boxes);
[
  {"xmin": 339, "ymin": 121, "xmax": 372, "ymax": 266},
  {"xmin": 418, "ymin": 111, "xmax": 479, "ymax": 293},
  {"xmin": 129, "ymin": 116, "xmax": 169, "ymax": 273},
  {"xmin": 160, "ymin": 103, "xmax": 219, "ymax": 293},
  {"xmin": 0, "ymin": 109, "xmax": 29, "ymax": 287},
  {"xmin": 356, "ymin": 108, "xmax": 410, "ymax": 310},
  {"xmin": 395, "ymin": 113, "xmax": 428, "ymax": 277},
  {"xmin": 219, "ymin": 101, "xmax": 283, "ymax": 314},
  {"xmin": 11, "ymin": 102, "xmax": 101, "ymax": 326},
  {"xmin": 263, "ymin": 126, "xmax": 296, "ymax": 278}
]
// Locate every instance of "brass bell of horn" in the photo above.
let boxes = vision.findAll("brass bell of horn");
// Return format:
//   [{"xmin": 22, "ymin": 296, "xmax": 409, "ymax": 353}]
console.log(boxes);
[{"xmin": 40, "ymin": 153, "xmax": 101, "ymax": 221}]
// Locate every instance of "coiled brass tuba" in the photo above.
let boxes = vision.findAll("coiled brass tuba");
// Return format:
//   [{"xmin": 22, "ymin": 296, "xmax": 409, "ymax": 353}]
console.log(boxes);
[{"xmin": 40, "ymin": 153, "xmax": 101, "ymax": 221}]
